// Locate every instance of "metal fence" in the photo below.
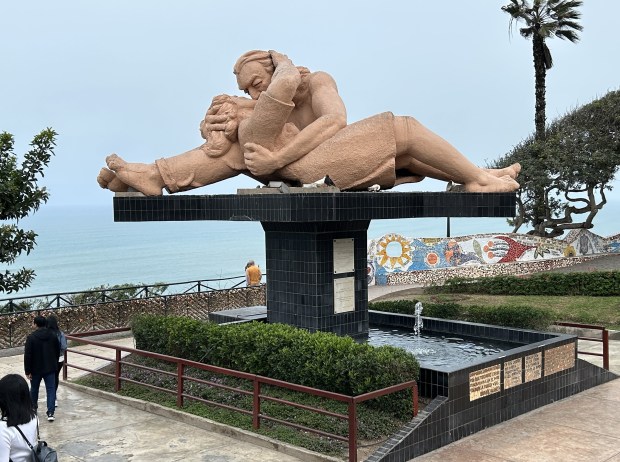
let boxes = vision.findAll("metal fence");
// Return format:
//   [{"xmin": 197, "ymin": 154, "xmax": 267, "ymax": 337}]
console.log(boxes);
[
  {"xmin": 64, "ymin": 332, "xmax": 418, "ymax": 462},
  {"xmin": 0, "ymin": 277, "xmax": 266, "ymax": 349},
  {"xmin": 0, "ymin": 275, "xmax": 250, "ymax": 312}
]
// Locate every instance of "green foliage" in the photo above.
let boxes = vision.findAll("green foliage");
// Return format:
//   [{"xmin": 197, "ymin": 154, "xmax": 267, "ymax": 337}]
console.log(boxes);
[
  {"xmin": 65, "ymin": 282, "xmax": 169, "ymax": 305},
  {"xmin": 370, "ymin": 300, "xmax": 461, "ymax": 319},
  {"xmin": 131, "ymin": 315, "xmax": 420, "ymax": 416},
  {"xmin": 0, "ymin": 129, "xmax": 57, "ymax": 293},
  {"xmin": 493, "ymin": 90, "xmax": 620, "ymax": 236},
  {"xmin": 464, "ymin": 305, "xmax": 553, "ymax": 330},
  {"xmin": 501, "ymin": 0, "xmax": 583, "ymax": 142},
  {"xmin": 431, "ymin": 271, "xmax": 620, "ymax": 296},
  {"xmin": 370, "ymin": 299, "xmax": 553, "ymax": 331},
  {"xmin": 0, "ymin": 299, "xmax": 37, "ymax": 314}
]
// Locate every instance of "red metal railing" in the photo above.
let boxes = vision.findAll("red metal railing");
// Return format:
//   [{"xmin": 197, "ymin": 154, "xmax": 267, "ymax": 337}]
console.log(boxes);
[
  {"xmin": 555, "ymin": 322, "xmax": 610, "ymax": 370},
  {"xmin": 63, "ymin": 333, "xmax": 418, "ymax": 462}
]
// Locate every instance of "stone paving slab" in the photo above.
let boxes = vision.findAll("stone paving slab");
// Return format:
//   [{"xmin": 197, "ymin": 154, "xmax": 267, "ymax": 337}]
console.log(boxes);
[
  {"xmin": 415, "ymin": 378, "xmax": 620, "ymax": 462},
  {"xmin": 3, "ymin": 300, "xmax": 618, "ymax": 461}
]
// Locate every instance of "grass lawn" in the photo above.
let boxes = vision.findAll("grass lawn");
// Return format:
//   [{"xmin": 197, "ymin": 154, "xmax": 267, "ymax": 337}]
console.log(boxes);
[{"xmin": 372, "ymin": 289, "xmax": 620, "ymax": 330}]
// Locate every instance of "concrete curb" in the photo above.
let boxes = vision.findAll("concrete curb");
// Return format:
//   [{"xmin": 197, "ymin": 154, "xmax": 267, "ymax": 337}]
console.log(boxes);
[{"xmin": 63, "ymin": 381, "xmax": 342, "ymax": 462}]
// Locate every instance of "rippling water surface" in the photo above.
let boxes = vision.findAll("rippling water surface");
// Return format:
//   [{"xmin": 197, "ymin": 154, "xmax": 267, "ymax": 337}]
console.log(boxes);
[{"xmin": 368, "ymin": 326, "xmax": 520, "ymax": 369}]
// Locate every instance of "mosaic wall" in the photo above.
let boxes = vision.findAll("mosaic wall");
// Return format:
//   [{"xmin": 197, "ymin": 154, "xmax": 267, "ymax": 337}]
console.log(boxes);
[{"xmin": 367, "ymin": 228, "xmax": 620, "ymax": 285}]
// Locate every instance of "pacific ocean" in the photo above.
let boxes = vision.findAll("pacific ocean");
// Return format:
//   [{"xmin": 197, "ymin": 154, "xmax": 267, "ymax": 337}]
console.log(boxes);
[{"xmin": 5, "ymin": 197, "xmax": 619, "ymax": 299}]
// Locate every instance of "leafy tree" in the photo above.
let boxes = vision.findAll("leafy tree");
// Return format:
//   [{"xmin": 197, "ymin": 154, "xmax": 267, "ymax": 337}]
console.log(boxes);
[
  {"xmin": 493, "ymin": 90, "xmax": 620, "ymax": 237},
  {"xmin": 502, "ymin": 0, "xmax": 583, "ymax": 142},
  {"xmin": 0, "ymin": 129, "xmax": 57, "ymax": 293}
]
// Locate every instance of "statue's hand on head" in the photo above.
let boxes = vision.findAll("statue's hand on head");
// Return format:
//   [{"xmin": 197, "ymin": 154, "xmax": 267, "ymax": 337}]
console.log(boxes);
[
  {"xmin": 243, "ymin": 142, "xmax": 281, "ymax": 176},
  {"xmin": 268, "ymin": 50, "xmax": 301, "ymax": 96},
  {"xmin": 269, "ymin": 50, "xmax": 293, "ymax": 68}
]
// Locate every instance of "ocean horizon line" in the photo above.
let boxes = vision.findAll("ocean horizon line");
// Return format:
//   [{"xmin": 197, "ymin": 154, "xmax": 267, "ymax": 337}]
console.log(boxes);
[{"xmin": 5, "ymin": 202, "xmax": 619, "ymax": 298}]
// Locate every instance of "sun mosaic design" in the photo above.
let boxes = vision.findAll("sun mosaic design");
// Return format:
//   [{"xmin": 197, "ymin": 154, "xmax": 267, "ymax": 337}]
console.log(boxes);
[
  {"xmin": 375, "ymin": 233, "xmax": 412, "ymax": 269},
  {"xmin": 366, "ymin": 228, "xmax": 619, "ymax": 285}
]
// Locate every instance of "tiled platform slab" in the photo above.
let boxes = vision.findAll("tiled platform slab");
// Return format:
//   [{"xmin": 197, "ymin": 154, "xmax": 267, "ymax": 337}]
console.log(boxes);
[
  {"xmin": 209, "ymin": 306, "xmax": 267, "ymax": 323},
  {"xmin": 112, "ymin": 191, "xmax": 516, "ymax": 222}
]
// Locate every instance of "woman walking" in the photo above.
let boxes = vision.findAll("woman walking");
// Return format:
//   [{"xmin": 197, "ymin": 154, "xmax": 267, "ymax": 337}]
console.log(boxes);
[
  {"xmin": 46, "ymin": 315, "xmax": 67, "ymax": 407},
  {"xmin": 0, "ymin": 374, "xmax": 38, "ymax": 461}
]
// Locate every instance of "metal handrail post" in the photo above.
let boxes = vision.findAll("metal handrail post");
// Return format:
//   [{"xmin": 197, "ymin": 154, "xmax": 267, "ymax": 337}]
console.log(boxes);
[
  {"xmin": 177, "ymin": 363, "xmax": 184, "ymax": 407},
  {"xmin": 603, "ymin": 329, "xmax": 610, "ymax": 370},
  {"xmin": 253, "ymin": 379, "xmax": 261, "ymax": 429},
  {"xmin": 62, "ymin": 350, "xmax": 68, "ymax": 380},
  {"xmin": 115, "ymin": 349, "xmax": 122, "ymax": 392},
  {"xmin": 348, "ymin": 401, "xmax": 357, "ymax": 462}
]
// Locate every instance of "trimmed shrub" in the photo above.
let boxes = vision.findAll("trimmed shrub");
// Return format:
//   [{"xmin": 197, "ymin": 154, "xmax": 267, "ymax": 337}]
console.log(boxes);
[
  {"xmin": 427, "ymin": 271, "xmax": 620, "ymax": 296},
  {"xmin": 369, "ymin": 301, "xmax": 461, "ymax": 319},
  {"xmin": 369, "ymin": 301, "xmax": 462, "ymax": 320},
  {"xmin": 369, "ymin": 300, "xmax": 552, "ymax": 330},
  {"xmin": 369, "ymin": 300, "xmax": 418, "ymax": 314},
  {"xmin": 464, "ymin": 305, "xmax": 553, "ymax": 330},
  {"xmin": 131, "ymin": 315, "xmax": 420, "ymax": 416}
]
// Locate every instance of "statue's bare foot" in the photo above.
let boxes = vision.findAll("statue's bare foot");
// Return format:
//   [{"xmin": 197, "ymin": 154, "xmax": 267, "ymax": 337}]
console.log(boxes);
[
  {"xmin": 97, "ymin": 167, "xmax": 129, "ymax": 192},
  {"xmin": 485, "ymin": 163, "xmax": 521, "ymax": 180},
  {"xmin": 106, "ymin": 154, "xmax": 165, "ymax": 196},
  {"xmin": 464, "ymin": 174, "xmax": 519, "ymax": 193}
]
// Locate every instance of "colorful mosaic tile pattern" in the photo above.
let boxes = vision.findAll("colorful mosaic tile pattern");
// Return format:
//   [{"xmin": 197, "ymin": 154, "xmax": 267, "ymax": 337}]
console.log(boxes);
[{"xmin": 368, "ymin": 229, "xmax": 619, "ymax": 285}]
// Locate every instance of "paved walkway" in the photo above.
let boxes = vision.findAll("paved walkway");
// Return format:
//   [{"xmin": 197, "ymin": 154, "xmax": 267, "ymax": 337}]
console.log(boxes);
[
  {"xmin": 2, "ymin": 333, "xmax": 617, "ymax": 461},
  {"xmin": 3, "ymin": 255, "xmax": 619, "ymax": 461},
  {"xmin": 0, "ymin": 337, "xmax": 330, "ymax": 462},
  {"xmin": 416, "ymin": 379, "xmax": 620, "ymax": 462}
]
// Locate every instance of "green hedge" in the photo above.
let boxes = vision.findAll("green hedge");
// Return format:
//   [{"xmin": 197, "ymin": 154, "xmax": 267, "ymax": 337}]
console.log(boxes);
[
  {"xmin": 370, "ymin": 300, "xmax": 462, "ymax": 319},
  {"xmin": 369, "ymin": 300, "xmax": 552, "ymax": 331},
  {"xmin": 463, "ymin": 305, "xmax": 553, "ymax": 330},
  {"xmin": 132, "ymin": 315, "xmax": 420, "ymax": 415},
  {"xmin": 427, "ymin": 271, "xmax": 620, "ymax": 296}
]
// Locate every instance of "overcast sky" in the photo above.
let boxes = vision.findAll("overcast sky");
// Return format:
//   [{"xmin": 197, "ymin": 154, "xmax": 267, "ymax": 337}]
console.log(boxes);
[{"xmin": 2, "ymin": 1, "xmax": 619, "ymax": 214}]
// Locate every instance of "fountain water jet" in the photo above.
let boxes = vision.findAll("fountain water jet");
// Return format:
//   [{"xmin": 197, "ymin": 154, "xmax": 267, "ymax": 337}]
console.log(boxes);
[{"xmin": 413, "ymin": 302, "xmax": 424, "ymax": 336}]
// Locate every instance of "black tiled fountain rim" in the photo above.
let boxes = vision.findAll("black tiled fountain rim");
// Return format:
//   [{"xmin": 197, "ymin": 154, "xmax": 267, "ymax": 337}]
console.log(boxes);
[{"xmin": 368, "ymin": 311, "xmax": 575, "ymax": 373}]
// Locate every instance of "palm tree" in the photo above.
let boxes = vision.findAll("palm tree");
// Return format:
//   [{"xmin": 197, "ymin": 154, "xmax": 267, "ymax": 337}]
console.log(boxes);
[{"xmin": 502, "ymin": 0, "xmax": 583, "ymax": 141}]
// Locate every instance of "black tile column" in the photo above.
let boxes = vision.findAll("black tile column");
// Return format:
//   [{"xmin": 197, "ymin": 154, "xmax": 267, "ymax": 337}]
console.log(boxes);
[{"xmin": 262, "ymin": 221, "xmax": 370, "ymax": 338}]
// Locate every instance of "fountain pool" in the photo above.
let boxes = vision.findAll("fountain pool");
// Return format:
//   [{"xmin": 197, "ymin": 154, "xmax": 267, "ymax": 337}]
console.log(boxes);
[
  {"xmin": 210, "ymin": 306, "xmax": 615, "ymax": 461},
  {"xmin": 368, "ymin": 326, "xmax": 519, "ymax": 369}
]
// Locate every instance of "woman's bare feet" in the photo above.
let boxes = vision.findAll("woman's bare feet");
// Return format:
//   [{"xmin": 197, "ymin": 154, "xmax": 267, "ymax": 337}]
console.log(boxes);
[
  {"xmin": 463, "ymin": 173, "xmax": 519, "ymax": 193},
  {"xmin": 105, "ymin": 154, "xmax": 165, "ymax": 196},
  {"xmin": 485, "ymin": 163, "xmax": 521, "ymax": 180},
  {"xmin": 97, "ymin": 167, "xmax": 129, "ymax": 192}
]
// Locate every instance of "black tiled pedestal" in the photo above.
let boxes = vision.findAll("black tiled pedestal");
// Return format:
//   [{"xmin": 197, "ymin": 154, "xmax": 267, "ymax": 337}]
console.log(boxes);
[
  {"xmin": 113, "ymin": 191, "xmax": 515, "ymax": 337},
  {"xmin": 263, "ymin": 221, "xmax": 370, "ymax": 337}
]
